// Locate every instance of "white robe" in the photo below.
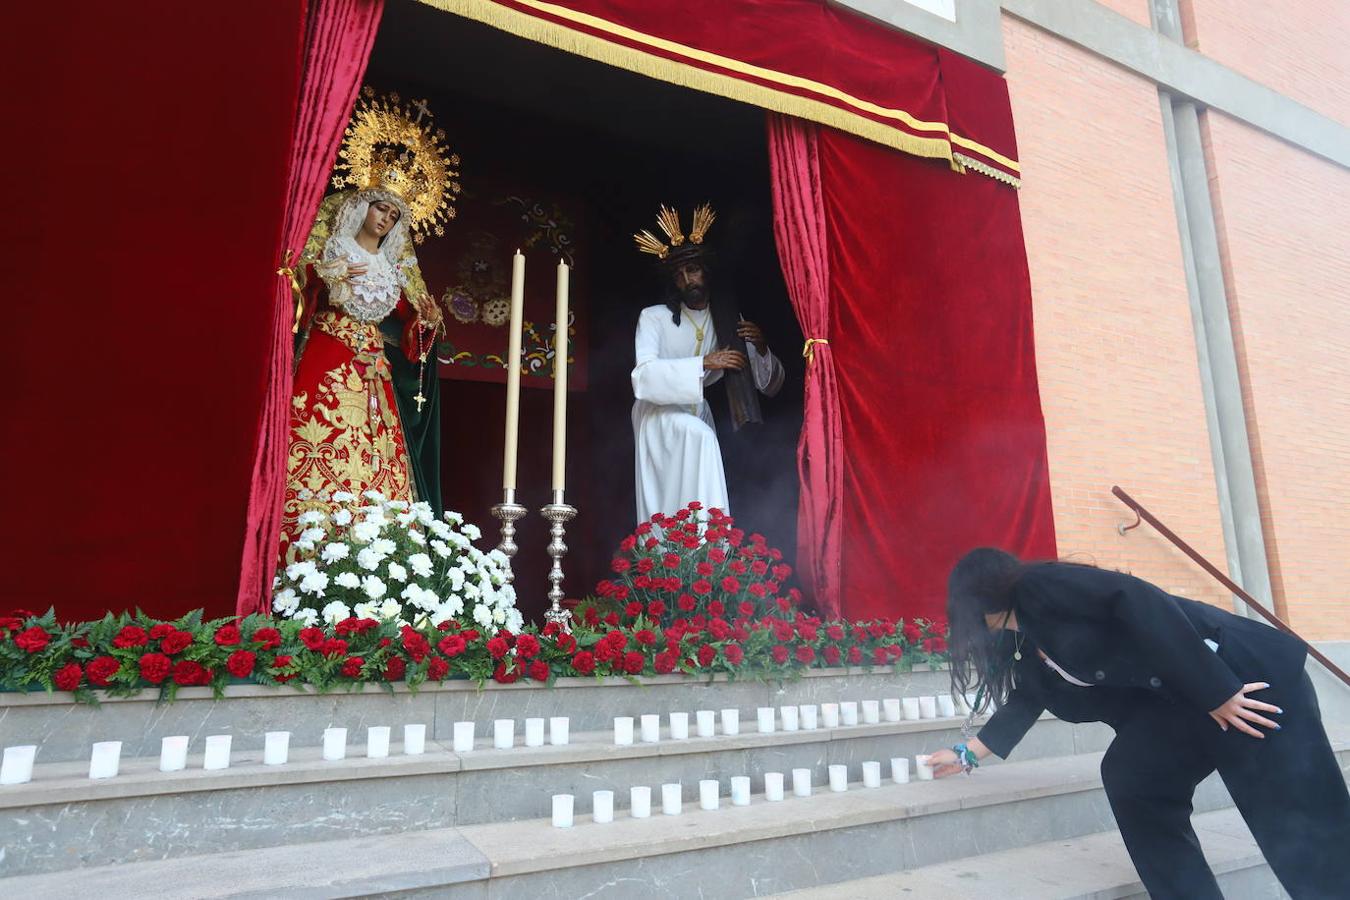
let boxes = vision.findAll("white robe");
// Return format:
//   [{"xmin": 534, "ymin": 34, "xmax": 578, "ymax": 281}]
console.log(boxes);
[{"xmin": 630, "ymin": 303, "xmax": 784, "ymax": 523}]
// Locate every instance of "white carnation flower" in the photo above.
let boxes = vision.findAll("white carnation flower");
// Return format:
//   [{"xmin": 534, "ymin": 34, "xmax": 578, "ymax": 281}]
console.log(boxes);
[
  {"xmin": 444, "ymin": 510, "xmax": 464, "ymax": 525},
  {"xmin": 321, "ymin": 600, "xmax": 351, "ymax": 624},
  {"xmin": 492, "ymin": 606, "xmax": 507, "ymax": 625},
  {"xmin": 356, "ymin": 546, "xmax": 385, "ymax": 571},
  {"xmin": 334, "ymin": 571, "xmax": 361, "ymax": 589},
  {"xmin": 472, "ymin": 604, "xmax": 493, "ymax": 627},
  {"xmin": 408, "ymin": 552, "xmax": 434, "ymax": 577},
  {"xmin": 298, "ymin": 510, "xmax": 325, "ymax": 526},
  {"xmin": 412, "ymin": 588, "xmax": 439, "ymax": 611},
  {"xmin": 446, "ymin": 568, "xmax": 465, "ymax": 591},
  {"xmin": 298, "ymin": 571, "xmax": 329, "ymax": 597},
  {"xmin": 351, "ymin": 521, "xmax": 380, "ymax": 544},
  {"xmin": 442, "ymin": 594, "xmax": 465, "ymax": 617},
  {"xmin": 412, "ymin": 503, "xmax": 436, "ymax": 525},
  {"xmin": 407, "ymin": 529, "xmax": 427, "ymax": 546},
  {"xmin": 504, "ymin": 609, "xmax": 524, "ymax": 633},
  {"xmin": 321, "ymin": 542, "xmax": 350, "ymax": 563},
  {"xmin": 332, "ymin": 508, "xmax": 353, "ymax": 527},
  {"xmin": 272, "ymin": 588, "xmax": 299, "ymax": 616},
  {"xmin": 285, "ymin": 560, "xmax": 318, "ymax": 582},
  {"xmin": 379, "ymin": 598, "xmax": 403, "ymax": 620},
  {"xmin": 295, "ymin": 540, "xmax": 316, "ymax": 553},
  {"xmin": 300, "ymin": 527, "xmax": 326, "ymax": 545},
  {"xmin": 363, "ymin": 490, "xmax": 387, "ymax": 504},
  {"xmin": 361, "ymin": 575, "xmax": 387, "ymax": 599},
  {"xmin": 386, "ymin": 561, "xmax": 407, "ymax": 582},
  {"xmin": 429, "ymin": 605, "xmax": 457, "ymax": 627},
  {"xmin": 462, "ymin": 523, "xmax": 482, "ymax": 541},
  {"xmin": 332, "ymin": 490, "xmax": 355, "ymax": 503},
  {"xmin": 430, "ymin": 539, "xmax": 453, "ymax": 559},
  {"xmin": 369, "ymin": 538, "xmax": 396, "ymax": 556},
  {"xmin": 463, "ymin": 582, "xmax": 481, "ymax": 600},
  {"xmin": 293, "ymin": 607, "xmax": 319, "ymax": 626},
  {"xmin": 397, "ymin": 510, "xmax": 417, "ymax": 527},
  {"xmin": 428, "ymin": 520, "xmax": 453, "ymax": 540},
  {"xmin": 388, "ymin": 499, "xmax": 409, "ymax": 511},
  {"xmin": 353, "ymin": 600, "xmax": 380, "ymax": 619}
]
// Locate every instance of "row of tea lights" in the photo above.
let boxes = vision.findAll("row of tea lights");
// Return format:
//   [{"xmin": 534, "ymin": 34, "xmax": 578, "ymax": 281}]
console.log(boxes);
[{"xmin": 550, "ymin": 756, "xmax": 938, "ymax": 827}]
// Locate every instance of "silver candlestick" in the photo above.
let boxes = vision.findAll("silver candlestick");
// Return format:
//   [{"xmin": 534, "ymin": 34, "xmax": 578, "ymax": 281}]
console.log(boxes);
[
  {"xmin": 489, "ymin": 489, "xmax": 528, "ymax": 584},
  {"xmin": 540, "ymin": 490, "xmax": 577, "ymax": 629}
]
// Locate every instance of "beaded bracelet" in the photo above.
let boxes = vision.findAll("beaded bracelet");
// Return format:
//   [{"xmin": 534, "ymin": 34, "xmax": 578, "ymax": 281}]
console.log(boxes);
[{"xmin": 952, "ymin": 742, "xmax": 980, "ymax": 773}]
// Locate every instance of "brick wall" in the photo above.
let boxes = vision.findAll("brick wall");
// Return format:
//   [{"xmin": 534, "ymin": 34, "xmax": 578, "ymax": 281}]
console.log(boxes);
[
  {"xmin": 1001, "ymin": 15, "xmax": 1232, "ymax": 607},
  {"xmin": 1202, "ymin": 110, "xmax": 1350, "ymax": 639}
]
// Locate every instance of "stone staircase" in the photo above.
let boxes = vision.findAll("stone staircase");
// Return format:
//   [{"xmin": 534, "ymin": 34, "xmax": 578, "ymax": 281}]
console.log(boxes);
[{"xmin": 2, "ymin": 659, "xmax": 1347, "ymax": 898}]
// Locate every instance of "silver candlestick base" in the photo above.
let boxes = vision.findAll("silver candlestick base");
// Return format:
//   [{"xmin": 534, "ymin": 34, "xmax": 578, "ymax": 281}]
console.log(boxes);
[
  {"xmin": 489, "ymin": 489, "xmax": 528, "ymax": 585},
  {"xmin": 540, "ymin": 492, "xmax": 577, "ymax": 629}
]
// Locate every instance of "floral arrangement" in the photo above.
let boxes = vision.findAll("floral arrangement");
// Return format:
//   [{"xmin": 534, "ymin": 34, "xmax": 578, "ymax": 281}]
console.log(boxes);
[{"xmin": 273, "ymin": 492, "xmax": 521, "ymax": 635}]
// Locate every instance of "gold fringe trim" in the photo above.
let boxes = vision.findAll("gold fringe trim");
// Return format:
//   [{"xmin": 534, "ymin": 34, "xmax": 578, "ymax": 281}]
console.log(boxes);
[
  {"xmin": 952, "ymin": 134, "xmax": 1020, "ymax": 174},
  {"xmin": 952, "ymin": 152, "xmax": 1022, "ymax": 189}
]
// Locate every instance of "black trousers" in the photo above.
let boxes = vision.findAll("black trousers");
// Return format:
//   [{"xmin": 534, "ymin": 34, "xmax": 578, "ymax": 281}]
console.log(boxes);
[{"xmin": 1100, "ymin": 671, "xmax": 1350, "ymax": 898}]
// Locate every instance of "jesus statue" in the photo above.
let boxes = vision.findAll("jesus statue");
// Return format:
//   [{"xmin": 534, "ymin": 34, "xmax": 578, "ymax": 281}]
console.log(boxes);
[{"xmin": 629, "ymin": 204, "xmax": 784, "ymax": 523}]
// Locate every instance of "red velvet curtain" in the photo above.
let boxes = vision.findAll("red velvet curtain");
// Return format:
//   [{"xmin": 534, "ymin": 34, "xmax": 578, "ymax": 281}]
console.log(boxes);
[
  {"xmin": 4, "ymin": 2, "xmax": 307, "ymax": 622},
  {"xmin": 236, "ymin": 0, "xmax": 386, "ymax": 616},
  {"xmin": 767, "ymin": 115, "xmax": 843, "ymax": 619},
  {"xmin": 820, "ymin": 130, "xmax": 1057, "ymax": 622}
]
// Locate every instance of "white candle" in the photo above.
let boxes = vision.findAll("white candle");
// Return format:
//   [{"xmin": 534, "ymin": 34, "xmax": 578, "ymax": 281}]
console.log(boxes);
[
  {"xmin": 1, "ymin": 745, "xmax": 36, "ymax": 785},
  {"xmin": 764, "ymin": 771, "xmax": 785, "ymax": 802},
  {"xmin": 840, "ymin": 701, "xmax": 859, "ymax": 726},
  {"xmin": 756, "ymin": 707, "xmax": 776, "ymax": 734},
  {"xmin": 862, "ymin": 761, "xmax": 883, "ymax": 788},
  {"xmin": 593, "ymin": 790, "xmax": 614, "ymax": 824},
  {"xmin": 203, "ymin": 734, "xmax": 232, "ymax": 771},
  {"xmin": 640, "ymin": 714, "xmax": 661, "ymax": 743},
  {"xmin": 821, "ymin": 703, "xmax": 840, "ymax": 728},
  {"xmin": 159, "ymin": 735, "xmax": 189, "ymax": 773},
  {"xmin": 800, "ymin": 704, "xmax": 819, "ymax": 730},
  {"xmin": 883, "ymin": 698, "xmax": 902, "ymax": 722},
  {"xmin": 403, "ymin": 724, "xmax": 426, "ymax": 756},
  {"xmin": 938, "ymin": 695, "xmax": 957, "ymax": 718},
  {"xmin": 861, "ymin": 700, "xmax": 880, "ymax": 724},
  {"xmin": 89, "ymin": 740, "xmax": 122, "ymax": 779},
  {"xmin": 502, "ymin": 250, "xmax": 525, "ymax": 491},
  {"xmin": 550, "ymin": 259, "xmax": 570, "ymax": 494},
  {"xmin": 367, "ymin": 726, "xmax": 391, "ymax": 759},
  {"xmin": 695, "ymin": 709, "xmax": 716, "ymax": 737},
  {"xmin": 630, "ymin": 785, "xmax": 652, "ymax": 818},
  {"xmin": 915, "ymin": 754, "xmax": 935, "ymax": 781},
  {"xmin": 549, "ymin": 716, "xmax": 570, "ymax": 746},
  {"xmin": 452, "ymin": 721, "xmax": 475, "ymax": 753},
  {"xmin": 661, "ymin": 782, "xmax": 682, "ymax": 815},
  {"xmin": 613, "ymin": 716, "xmax": 635, "ymax": 746},
  {"xmin": 828, "ymin": 764, "xmax": 849, "ymax": 792},
  {"xmin": 730, "ymin": 775, "xmax": 751, "ymax": 806},
  {"xmin": 891, "ymin": 756, "xmax": 910, "ymax": 783},
  {"xmin": 524, "ymin": 718, "xmax": 546, "ymax": 747},
  {"xmin": 493, "ymin": 719, "xmax": 515, "ymax": 750},
  {"xmin": 264, "ymin": 731, "xmax": 291, "ymax": 765},
  {"xmin": 780, "ymin": 705, "xmax": 800, "ymax": 731},
  {"xmin": 791, "ymin": 768, "xmax": 812, "ymax": 797},
  {"xmin": 323, "ymin": 727, "xmax": 347, "ymax": 761},
  {"xmin": 919, "ymin": 696, "xmax": 938, "ymax": 719},
  {"xmin": 699, "ymin": 779, "xmax": 720, "ymax": 810},
  {"xmin": 669, "ymin": 712, "xmax": 690, "ymax": 740},
  {"xmin": 902, "ymin": 697, "xmax": 921, "ymax": 720},
  {"xmin": 552, "ymin": 793, "xmax": 574, "ymax": 828},
  {"xmin": 720, "ymin": 708, "xmax": 740, "ymax": 736}
]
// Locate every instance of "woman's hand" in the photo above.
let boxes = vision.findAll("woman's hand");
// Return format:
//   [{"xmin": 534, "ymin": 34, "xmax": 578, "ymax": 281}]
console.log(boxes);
[
  {"xmin": 1209, "ymin": 682, "xmax": 1282, "ymax": 737},
  {"xmin": 929, "ymin": 738, "xmax": 992, "ymax": 778}
]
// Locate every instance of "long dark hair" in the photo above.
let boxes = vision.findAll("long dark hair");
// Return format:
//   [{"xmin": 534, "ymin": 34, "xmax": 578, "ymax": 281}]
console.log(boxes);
[{"xmin": 948, "ymin": 547, "xmax": 1026, "ymax": 714}]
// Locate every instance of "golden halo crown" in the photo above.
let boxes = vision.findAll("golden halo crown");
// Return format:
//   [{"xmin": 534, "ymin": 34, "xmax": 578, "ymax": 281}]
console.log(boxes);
[
  {"xmin": 331, "ymin": 87, "xmax": 462, "ymax": 243},
  {"xmin": 633, "ymin": 203, "xmax": 717, "ymax": 259}
]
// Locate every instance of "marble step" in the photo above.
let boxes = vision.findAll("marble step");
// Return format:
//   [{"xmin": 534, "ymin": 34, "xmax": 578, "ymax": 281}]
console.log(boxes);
[{"xmin": 7, "ymin": 742, "xmax": 1344, "ymax": 898}]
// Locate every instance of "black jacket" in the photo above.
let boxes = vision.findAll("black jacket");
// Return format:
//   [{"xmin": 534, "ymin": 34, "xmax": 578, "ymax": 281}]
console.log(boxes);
[{"xmin": 978, "ymin": 564, "xmax": 1308, "ymax": 759}]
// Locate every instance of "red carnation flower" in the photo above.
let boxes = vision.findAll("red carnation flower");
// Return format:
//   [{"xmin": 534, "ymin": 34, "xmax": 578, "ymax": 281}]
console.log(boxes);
[
  {"xmin": 297, "ymin": 627, "xmax": 325, "ymax": 650},
  {"xmin": 492, "ymin": 660, "xmax": 519, "ymax": 684},
  {"xmin": 636, "ymin": 557, "xmax": 655, "ymax": 574},
  {"xmin": 14, "ymin": 626, "xmax": 50, "ymax": 654},
  {"xmin": 902, "ymin": 622, "xmax": 923, "ymax": 644},
  {"xmin": 647, "ymin": 600, "xmax": 666, "ymax": 618},
  {"xmin": 748, "ymin": 583, "xmax": 769, "ymax": 598},
  {"xmin": 610, "ymin": 557, "xmax": 631, "ymax": 574},
  {"xmin": 826, "ymin": 624, "xmax": 845, "ymax": 641},
  {"xmin": 729, "ymin": 561, "xmax": 747, "ymax": 576},
  {"xmin": 824, "ymin": 646, "xmax": 842, "ymax": 666},
  {"xmin": 723, "ymin": 643, "xmax": 744, "ymax": 666},
  {"xmin": 515, "ymin": 633, "xmax": 541, "ymax": 658},
  {"xmin": 661, "ymin": 552, "xmax": 680, "ymax": 570},
  {"xmin": 708, "ymin": 548, "xmax": 727, "ymax": 564},
  {"xmin": 251, "ymin": 627, "xmax": 282, "ymax": 650},
  {"xmin": 847, "ymin": 646, "xmax": 863, "ymax": 665},
  {"xmin": 272, "ymin": 655, "xmax": 297, "ymax": 682},
  {"xmin": 620, "ymin": 651, "xmax": 644, "ymax": 675},
  {"xmin": 54, "ymin": 662, "xmax": 83, "ymax": 692},
  {"xmin": 645, "ymin": 537, "xmax": 660, "ymax": 550},
  {"xmin": 692, "ymin": 579, "xmax": 713, "ymax": 596},
  {"xmin": 226, "ymin": 649, "xmax": 256, "ymax": 678},
  {"xmin": 795, "ymin": 645, "xmax": 816, "ymax": 665},
  {"xmin": 720, "ymin": 576, "xmax": 741, "ymax": 593},
  {"xmin": 315, "ymin": 638, "xmax": 343, "ymax": 658},
  {"xmin": 340, "ymin": 656, "xmax": 365, "ymax": 678},
  {"xmin": 797, "ymin": 623, "xmax": 818, "ymax": 642},
  {"xmin": 738, "ymin": 601, "xmax": 755, "ymax": 617},
  {"xmin": 384, "ymin": 656, "xmax": 407, "ymax": 681},
  {"xmin": 528, "ymin": 659, "xmax": 551, "ymax": 682},
  {"xmin": 437, "ymin": 634, "xmax": 467, "ymax": 657},
  {"xmin": 160, "ymin": 630, "xmax": 193, "ymax": 655},
  {"xmin": 624, "ymin": 601, "xmax": 644, "ymax": 619},
  {"xmin": 620, "ymin": 535, "xmax": 638, "ymax": 552},
  {"xmin": 401, "ymin": 629, "xmax": 430, "ymax": 663},
  {"xmin": 555, "ymin": 632, "xmax": 577, "ymax": 654},
  {"xmin": 604, "ymin": 630, "xmax": 628, "ymax": 650},
  {"xmin": 873, "ymin": 646, "xmax": 891, "ymax": 666},
  {"xmin": 696, "ymin": 644, "xmax": 716, "ymax": 668},
  {"xmin": 604, "ymin": 611, "xmax": 620, "ymax": 626},
  {"xmin": 676, "ymin": 593, "xmax": 697, "ymax": 613},
  {"xmin": 634, "ymin": 629, "xmax": 657, "ymax": 646},
  {"xmin": 427, "ymin": 657, "xmax": 450, "ymax": 681},
  {"xmin": 751, "ymin": 560, "xmax": 769, "ymax": 576},
  {"xmin": 148, "ymin": 623, "xmax": 175, "ymax": 639},
  {"xmin": 112, "ymin": 625, "xmax": 149, "ymax": 649},
  {"xmin": 486, "ymin": 636, "xmax": 510, "ymax": 659},
  {"xmin": 461, "ymin": 629, "xmax": 481, "ymax": 642},
  {"xmin": 708, "ymin": 619, "xmax": 731, "ymax": 641},
  {"xmin": 139, "ymin": 652, "xmax": 172, "ymax": 684},
  {"xmin": 86, "ymin": 655, "xmax": 121, "ymax": 687},
  {"xmin": 770, "ymin": 645, "xmax": 790, "ymax": 664},
  {"xmin": 571, "ymin": 651, "xmax": 596, "ymax": 675},
  {"xmin": 172, "ymin": 659, "xmax": 210, "ymax": 686},
  {"xmin": 653, "ymin": 650, "xmax": 678, "ymax": 674},
  {"xmin": 213, "ymin": 624, "xmax": 241, "ymax": 646}
]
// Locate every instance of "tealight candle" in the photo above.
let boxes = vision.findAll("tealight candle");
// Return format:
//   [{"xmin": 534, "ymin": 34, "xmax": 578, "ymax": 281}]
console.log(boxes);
[
  {"xmin": 549, "ymin": 716, "xmax": 570, "ymax": 745},
  {"xmin": 720, "ymin": 708, "xmax": 740, "ymax": 736},
  {"xmin": 367, "ymin": 726, "xmax": 391, "ymax": 759},
  {"xmin": 593, "ymin": 790, "xmax": 614, "ymax": 824},
  {"xmin": 730, "ymin": 775, "xmax": 751, "ymax": 806},
  {"xmin": 764, "ymin": 771, "xmax": 785, "ymax": 802},
  {"xmin": 756, "ymin": 707, "xmax": 775, "ymax": 734},
  {"xmin": 915, "ymin": 754, "xmax": 935, "ymax": 781},
  {"xmin": 264, "ymin": 731, "xmax": 291, "ymax": 765},
  {"xmin": 840, "ymin": 702, "xmax": 859, "ymax": 726},
  {"xmin": 800, "ymin": 704, "xmax": 819, "ymax": 730},
  {"xmin": 640, "ymin": 714, "xmax": 661, "ymax": 743},
  {"xmin": 403, "ymin": 724, "xmax": 426, "ymax": 756},
  {"xmin": 524, "ymin": 718, "xmax": 546, "ymax": 747},
  {"xmin": 493, "ymin": 719, "xmax": 515, "ymax": 750},
  {"xmin": 452, "ymin": 721, "xmax": 475, "ymax": 752},
  {"xmin": 323, "ymin": 727, "xmax": 347, "ymax": 761},
  {"xmin": 630, "ymin": 785, "xmax": 652, "ymax": 818},
  {"xmin": 861, "ymin": 700, "xmax": 880, "ymax": 724},
  {"xmin": 89, "ymin": 741, "xmax": 122, "ymax": 779},
  {"xmin": 919, "ymin": 696, "xmax": 938, "ymax": 719},
  {"xmin": 821, "ymin": 703, "xmax": 840, "ymax": 727},
  {"xmin": 552, "ymin": 793, "xmax": 574, "ymax": 828},
  {"xmin": 1, "ymin": 745, "xmax": 36, "ymax": 785},
  {"xmin": 613, "ymin": 716, "xmax": 635, "ymax": 746},
  {"xmin": 699, "ymin": 779, "xmax": 720, "ymax": 811},
  {"xmin": 862, "ymin": 760, "xmax": 882, "ymax": 788},
  {"xmin": 159, "ymin": 735, "xmax": 189, "ymax": 773},
  {"xmin": 828, "ymin": 764, "xmax": 848, "ymax": 792},
  {"xmin": 780, "ymin": 705, "xmax": 800, "ymax": 731},
  {"xmin": 792, "ymin": 768, "xmax": 812, "ymax": 797},
  {"xmin": 203, "ymin": 734, "xmax": 232, "ymax": 771},
  {"xmin": 669, "ymin": 712, "xmax": 690, "ymax": 740},
  {"xmin": 901, "ymin": 698, "xmax": 921, "ymax": 720},
  {"xmin": 661, "ymin": 782, "xmax": 682, "ymax": 815},
  {"xmin": 883, "ymin": 698, "xmax": 902, "ymax": 722},
  {"xmin": 891, "ymin": 756, "xmax": 910, "ymax": 784},
  {"xmin": 695, "ymin": 709, "xmax": 716, "ymax": 738},
  {"xmin": 938, "ymin": 695, "xmax": 957, "ymax": 718}
]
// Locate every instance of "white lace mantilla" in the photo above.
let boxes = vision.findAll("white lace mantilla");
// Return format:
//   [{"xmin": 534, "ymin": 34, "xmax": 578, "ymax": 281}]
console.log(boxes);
[{"xmin": 322, "ymin": 237, "xmax": 407, "ymax": 322}]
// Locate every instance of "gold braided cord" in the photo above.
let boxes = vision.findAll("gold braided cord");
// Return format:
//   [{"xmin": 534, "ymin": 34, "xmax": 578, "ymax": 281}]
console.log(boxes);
[{"xmin": 802, "ymin": 337, "xmax": 830, "ymax": 364}]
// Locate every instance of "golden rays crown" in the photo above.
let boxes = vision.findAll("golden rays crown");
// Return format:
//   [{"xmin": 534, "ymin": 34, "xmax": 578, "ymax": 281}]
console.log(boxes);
[{"xmin": 633, "ymin": 203, "xmax": 717, "ymax": 259}]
